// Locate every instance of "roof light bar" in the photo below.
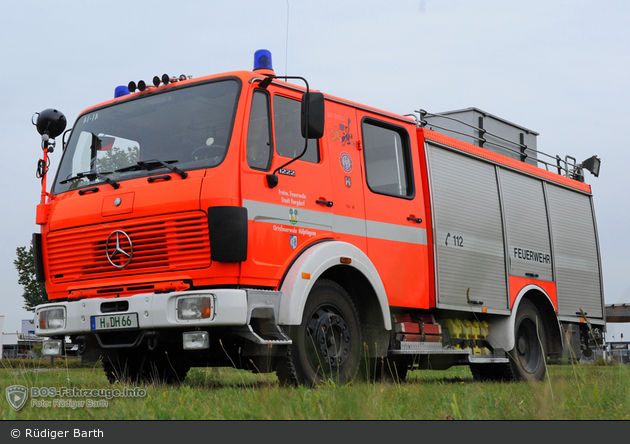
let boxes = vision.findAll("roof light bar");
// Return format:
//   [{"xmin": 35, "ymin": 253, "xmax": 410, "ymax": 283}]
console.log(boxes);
[{"xmin": 126, "ymin": 74, "xmax": 190, "ymax": 94}]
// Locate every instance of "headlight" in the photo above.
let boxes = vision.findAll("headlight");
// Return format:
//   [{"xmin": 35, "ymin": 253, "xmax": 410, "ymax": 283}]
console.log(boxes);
[
  {"xmin": 38, "ymin": 307, "xmax": 66, "ymax": 331},
  {"xmin": 176, "ymin": 295, "xmax": 214, "ymax": 321}
]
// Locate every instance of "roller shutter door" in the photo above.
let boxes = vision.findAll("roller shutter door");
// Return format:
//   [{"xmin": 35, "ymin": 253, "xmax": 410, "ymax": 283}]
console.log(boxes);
[
  {"xmin": 546, "ymin": 184, "xmax": 603, "ymax": 318},
  {"xmin": 427, "ymin": 143, "xmax": 508, "ymax": 311}
]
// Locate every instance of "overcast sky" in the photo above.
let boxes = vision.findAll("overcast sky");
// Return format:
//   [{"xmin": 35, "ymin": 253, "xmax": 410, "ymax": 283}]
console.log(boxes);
[{"xmin": 1, "ymin": 0, "xmax": 629, "ymax": 340}]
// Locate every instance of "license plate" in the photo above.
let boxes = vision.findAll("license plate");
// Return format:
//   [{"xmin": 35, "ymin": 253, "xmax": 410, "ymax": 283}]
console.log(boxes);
[{"xmin": 91, "ymin": 313, "xmax": 139, "ymax": 331}]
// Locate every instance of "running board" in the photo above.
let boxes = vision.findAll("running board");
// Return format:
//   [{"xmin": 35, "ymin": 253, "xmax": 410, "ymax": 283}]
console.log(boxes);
[
  {"xmin": 233, "ymin": 289, "xmax": 292, "ymax": 345},
  {"xmin": 389, "ymin": 342, "xmax": 509, "ymax": 363},
  {"xmin": 233, "ymin": 324, "xmax": 292, "ymax": 345}
]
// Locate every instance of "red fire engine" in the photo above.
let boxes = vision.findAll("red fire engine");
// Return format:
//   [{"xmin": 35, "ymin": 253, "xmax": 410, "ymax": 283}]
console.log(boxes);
[{"xmin": 32, "ymin": 50, "xmax": 604, "ymax": 385}]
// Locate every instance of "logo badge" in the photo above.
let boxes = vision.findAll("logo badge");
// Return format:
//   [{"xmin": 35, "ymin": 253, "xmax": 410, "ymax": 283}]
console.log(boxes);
[
  {"xmin": 345, "ymin": 176, "xmax": 352, "ymax": 188},
  {"xmin": 290, "ymin": 235, "xmax": 297, "ymax": 249},
  {"xmin": 340, "ymin": 152, "xmax": 353, "ymax": 173},
  {"xmin": 289, "ymin": 209, "xmax": 298, "ymax": 225},
  {"xmin": 6, "ymin": 385, "xmax": 28, "ymax": 412},
  {"xmin": 105, "ymin": 230, "xmax": 133, "ymax": 268}
]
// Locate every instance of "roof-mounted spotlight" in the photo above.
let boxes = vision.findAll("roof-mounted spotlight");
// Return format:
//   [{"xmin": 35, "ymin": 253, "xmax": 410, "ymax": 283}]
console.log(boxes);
[
  {"xmin": 34, "ymin": 108, "xmax": 67, "ymax": 140},
  {"xmin": 138, "ymin": 80, "xmax": 147, "ymax": 92},
  {"xmin": 128, "ymin": 81, "xmax": 137, "ymax": 93},
  {"xmin": 581, "ymin": 155, "xmax": 601, "ymax": 178},
  {"xmin": 153, "ymin": 76, "xmax": 161, "ymax": 87},
  {"xmin": 162, "ymin": 74, "xmax": 170, "ymax": 85}
]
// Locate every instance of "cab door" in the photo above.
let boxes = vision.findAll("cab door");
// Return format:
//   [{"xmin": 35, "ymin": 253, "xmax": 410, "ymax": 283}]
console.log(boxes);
[
  {"xmin": 240, "ymin": 86, "xmax": 333, "ymax": 288},
  {"xmin": 357, "ymin": 115, "xmax": 430, "ymax": 308},
  {"xmin": 325, "ymin": 104, "xmax": 367, "ymax": 252}
]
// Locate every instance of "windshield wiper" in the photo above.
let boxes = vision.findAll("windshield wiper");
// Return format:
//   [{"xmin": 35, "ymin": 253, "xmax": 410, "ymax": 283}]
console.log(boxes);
[
  {"xmin": 115, "ymin": 159, "xmax": 188, "ymax": 179},
  {"xmin": 59, "ymin": 170, "xmax": 120, "ymax": 189}
]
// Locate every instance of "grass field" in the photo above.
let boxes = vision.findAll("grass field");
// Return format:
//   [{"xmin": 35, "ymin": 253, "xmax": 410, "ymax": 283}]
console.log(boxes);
[{"xmin": 1, "ymin": 358, "xmax": 628, "ymax": 420}]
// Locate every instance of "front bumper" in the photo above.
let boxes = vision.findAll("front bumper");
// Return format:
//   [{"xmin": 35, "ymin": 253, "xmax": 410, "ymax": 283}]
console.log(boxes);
[{"xmin": 34, "ymin": 289, "xmax": 250, "ymax": 337}]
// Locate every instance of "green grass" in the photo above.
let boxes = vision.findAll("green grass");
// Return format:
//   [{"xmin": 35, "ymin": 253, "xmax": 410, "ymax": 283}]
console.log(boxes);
[{"xmin": 1, "ymin": 359, "xmax": 628, "ymax": 420}]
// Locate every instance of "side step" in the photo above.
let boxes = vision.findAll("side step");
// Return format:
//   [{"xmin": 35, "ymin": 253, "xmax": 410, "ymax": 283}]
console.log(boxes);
[
  {"xmin": 233, "ymin": 289, "xmax": 292, "ymax": 345},
  {"xmin": 233, "ymin": 323, "xmax": 292, "ymax": 345}
]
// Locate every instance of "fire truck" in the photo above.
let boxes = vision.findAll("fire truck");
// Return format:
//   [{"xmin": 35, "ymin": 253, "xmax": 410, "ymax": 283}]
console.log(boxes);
[{"xmin": 31, "ymin": 50, "xmax": 604, "ymax": 385}]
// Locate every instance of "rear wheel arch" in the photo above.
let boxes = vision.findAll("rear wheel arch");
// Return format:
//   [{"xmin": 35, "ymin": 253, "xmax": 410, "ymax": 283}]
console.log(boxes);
[
  {"xmin": 519, "ymin": 289, "xmax": 563, "ymax": 359},
  {"xmin": 490, "ymin": 286, "xmax": 562, "ymax": 354}
]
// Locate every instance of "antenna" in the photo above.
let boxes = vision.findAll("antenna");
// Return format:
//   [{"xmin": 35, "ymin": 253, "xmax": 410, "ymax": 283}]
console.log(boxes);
[{"xmin": 285, "ymin": 0, "xmax": 290, "ymax": 76}]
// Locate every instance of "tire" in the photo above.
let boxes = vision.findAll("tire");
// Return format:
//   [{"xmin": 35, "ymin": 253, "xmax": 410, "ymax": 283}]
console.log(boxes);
[
  {"xmin": 507, "ymin": 299, "xmax": 547, "ymax": 381},
  {"xmin": 277, "ymin": 280, "xmax": 362, "ymax": 386},
  {"xmin": 470, "ymin": 363, "xmax": 514, "ymax": 382}
]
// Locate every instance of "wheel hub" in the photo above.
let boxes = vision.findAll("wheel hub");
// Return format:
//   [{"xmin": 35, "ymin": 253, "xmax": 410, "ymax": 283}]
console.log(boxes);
[{"xmin": 307, "ymin": 307, "xmax": 351, "ymax": 369}]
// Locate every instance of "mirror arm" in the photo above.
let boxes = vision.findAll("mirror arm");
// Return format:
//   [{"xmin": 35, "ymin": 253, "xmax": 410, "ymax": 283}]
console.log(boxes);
[{"xmin": 263, "ymin": 76, "xmax": 312, "ymax": 189}]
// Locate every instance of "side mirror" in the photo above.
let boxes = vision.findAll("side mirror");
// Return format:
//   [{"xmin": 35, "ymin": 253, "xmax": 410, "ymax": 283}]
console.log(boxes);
[{"xmin": 301, "ymin": 92, "xmax": 325, "ymax": 139}]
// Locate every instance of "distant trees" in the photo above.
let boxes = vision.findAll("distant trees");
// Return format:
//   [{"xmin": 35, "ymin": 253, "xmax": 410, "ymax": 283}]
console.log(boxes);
[{"xmin": 14, "ymin": 242, "xmax": 47, "ymax": 311}]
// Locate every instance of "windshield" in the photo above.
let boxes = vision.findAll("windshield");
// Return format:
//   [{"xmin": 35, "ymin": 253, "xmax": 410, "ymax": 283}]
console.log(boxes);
[{"xmin": 53, "ymin": 78, "xmax": 240, "ymax": 193}]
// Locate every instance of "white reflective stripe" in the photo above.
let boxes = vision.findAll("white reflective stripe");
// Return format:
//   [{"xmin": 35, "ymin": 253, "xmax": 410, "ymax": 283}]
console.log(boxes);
[
  {"xmin": 243, "ymin": 199, "xmax": 333, "ymax": 229},
  {"xmin": 334, "ymin": 214, "xmax": 367, "ymax": 237},
  {"xmin": 367, "ymin": 220, "xmax": 427, "ymax": 245},
  {"xmin": 243, "ymin": 199, "xmax": 427, "ymax": 245}
]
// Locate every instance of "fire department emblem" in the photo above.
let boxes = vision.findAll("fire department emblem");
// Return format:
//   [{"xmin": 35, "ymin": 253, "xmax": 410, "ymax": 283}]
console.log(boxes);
[
  {"xmin": 289, "ymin": 209, "xmax": 298, "ymax": 225},
  {"xmin": 340, "ymin": 152, "xmax": 353, "ymax": 173},
  {"xmin": 6, "ymin": 385, "xmax": 28, "ymax": 412}
]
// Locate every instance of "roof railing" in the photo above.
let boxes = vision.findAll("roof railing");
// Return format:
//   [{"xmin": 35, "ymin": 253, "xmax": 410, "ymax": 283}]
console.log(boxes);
[{"xmin": 413, "ymin": 109, "xmax": 599, "ymax": 182}]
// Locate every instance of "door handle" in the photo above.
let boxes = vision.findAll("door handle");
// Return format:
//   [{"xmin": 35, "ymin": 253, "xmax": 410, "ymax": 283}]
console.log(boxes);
[
  {"xmin": 316, "ymin": 199, "xmax": 334, "ymax": 207},
  {"xmin": 407, "ymin": 216, "xmax": 422, "ymax": 223}
]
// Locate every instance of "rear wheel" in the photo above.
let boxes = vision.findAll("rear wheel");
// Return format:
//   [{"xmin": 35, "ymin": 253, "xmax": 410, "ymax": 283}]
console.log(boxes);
[
  {"xmin": 507, "ymin": 299, "xmax": 547, "ymax": 381},
  {"xmin": 277, "ymin": 280, "xmax": 362, "ymax": 386},
  {"xmin": 470, "ymin": 363, "xmax": 514, "ymax": 382}
]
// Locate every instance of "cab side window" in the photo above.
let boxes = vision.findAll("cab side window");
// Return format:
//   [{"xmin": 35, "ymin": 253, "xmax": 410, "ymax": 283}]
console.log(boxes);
[
  {"xmin": 247, "ymin": 91, "xmax": 272, "ymax": 170},
  {"xmin": 362, "ymin": 119, "xmax": 413, "ymax": 197},
  {"xmin": 273, "ymin": 95, "xmax": 319, "ymax": 163}
]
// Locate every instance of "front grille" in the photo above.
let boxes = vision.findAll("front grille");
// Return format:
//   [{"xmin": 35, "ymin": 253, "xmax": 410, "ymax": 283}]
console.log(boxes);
[{"xmin": 47, "ymin": 211, "xmax": 210, "ymax": 283}]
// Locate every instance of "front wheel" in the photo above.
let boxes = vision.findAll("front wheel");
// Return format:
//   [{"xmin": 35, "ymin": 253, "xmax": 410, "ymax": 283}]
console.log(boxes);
[
  {"xmin": 277, "ymin": 280, "xmax": 362, "ymax": 386},
  {"xmin": 508, "ymin": 299, "xmax": 548, "ymax": 381}
]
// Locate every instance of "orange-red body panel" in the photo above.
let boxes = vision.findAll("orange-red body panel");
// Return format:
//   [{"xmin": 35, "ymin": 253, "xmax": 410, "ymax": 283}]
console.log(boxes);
[{"xmin": 508, "ymin": 275, "xmax": 558, "ymax": 311}]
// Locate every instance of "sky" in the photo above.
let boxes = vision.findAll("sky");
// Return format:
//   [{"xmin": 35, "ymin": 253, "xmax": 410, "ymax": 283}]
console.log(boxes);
[{"xmin": 1, "ymin": 0, "xmax": 629, "ymax": 341}]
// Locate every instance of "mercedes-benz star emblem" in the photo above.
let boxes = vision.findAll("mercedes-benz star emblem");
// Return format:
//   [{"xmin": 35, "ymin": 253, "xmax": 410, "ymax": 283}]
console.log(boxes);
[{"xmin": 105, "ymin": 230, "xmax": 133, "ymax": 268}]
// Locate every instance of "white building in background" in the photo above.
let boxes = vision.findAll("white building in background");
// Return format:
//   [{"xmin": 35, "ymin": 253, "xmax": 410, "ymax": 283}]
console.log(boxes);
[
  {"xmin": 22, "ymin": 319, "xmax": 36, "ymax": 337},
  {"xmin": 1, "ymin": 317, "xmax": 41, "ymax": 359}
]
